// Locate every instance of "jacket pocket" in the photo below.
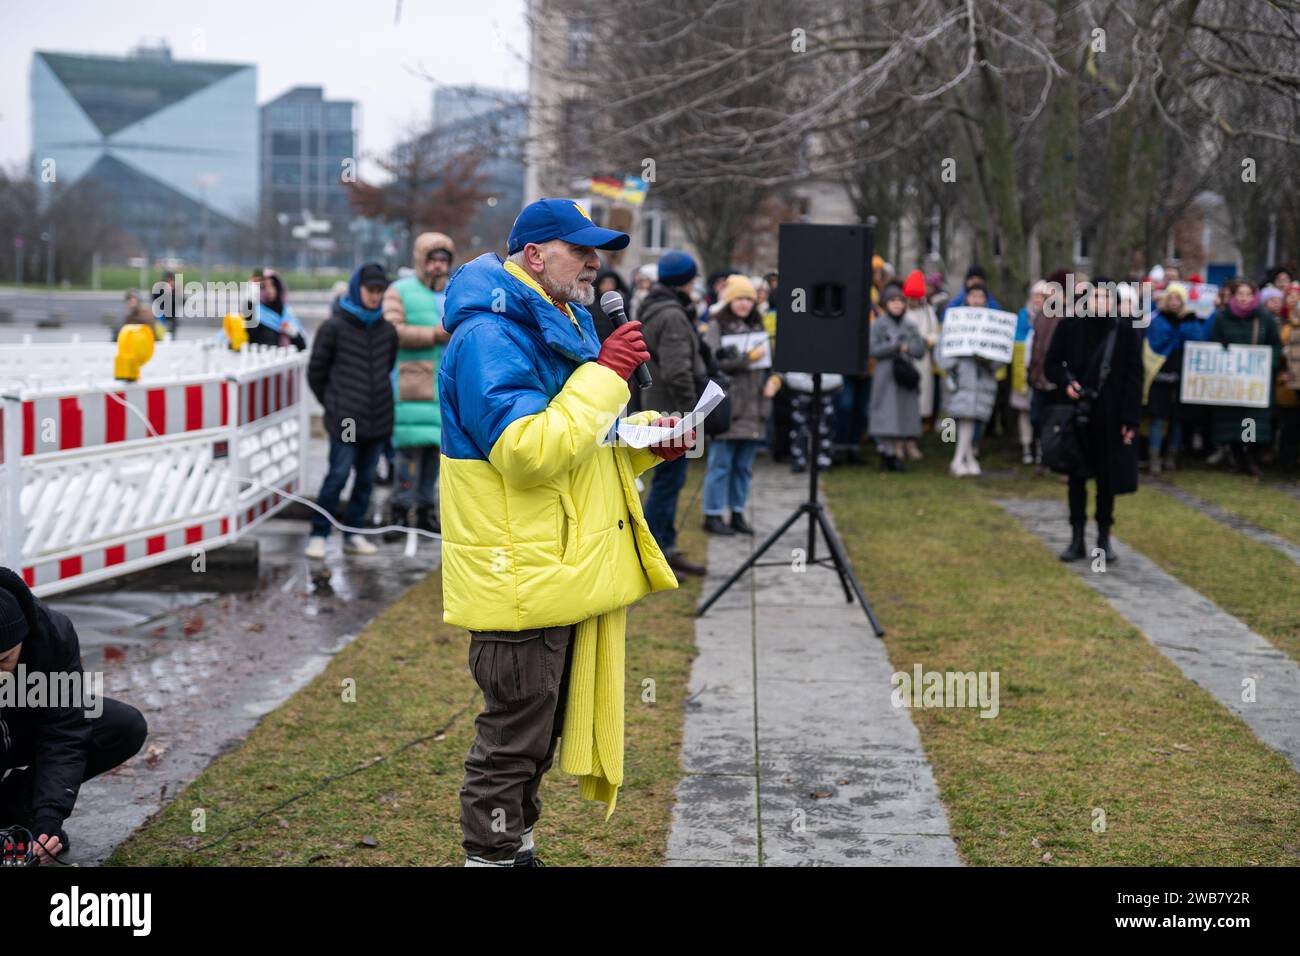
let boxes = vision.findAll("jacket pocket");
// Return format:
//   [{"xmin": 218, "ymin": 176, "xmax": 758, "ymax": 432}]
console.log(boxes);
[
  {"xmin": 557, "ymin": 492, "xmax": 578, "ymax": 564},
  {"xmin": 397, "ymin": 360, "xmax": 436, "ymax": 402}
]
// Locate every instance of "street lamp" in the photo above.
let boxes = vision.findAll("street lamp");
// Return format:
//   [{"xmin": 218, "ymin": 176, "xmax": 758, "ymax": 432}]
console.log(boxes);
[{"xmin": 195, "ymin": 172, "xmax": 220, "ymax": 288}]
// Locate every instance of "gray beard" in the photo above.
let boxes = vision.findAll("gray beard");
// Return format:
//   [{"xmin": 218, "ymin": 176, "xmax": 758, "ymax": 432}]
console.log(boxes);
[{"xmin": 541, "ymin": 272, "xmax": 595, "ymax": 306}]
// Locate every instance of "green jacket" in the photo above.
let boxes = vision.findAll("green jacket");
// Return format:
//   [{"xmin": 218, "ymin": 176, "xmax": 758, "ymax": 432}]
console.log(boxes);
[{"xmin": 383, "ymin": 274, "xmax": 445, "ymax": 448}]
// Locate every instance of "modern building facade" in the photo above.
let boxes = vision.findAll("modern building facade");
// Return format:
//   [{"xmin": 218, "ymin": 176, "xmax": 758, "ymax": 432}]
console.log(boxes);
[
  {"xmin": 429, "ymin": 84, "xmax": 526, "ymax": 255},
  {"xmin": 260, "ymin": 85, "xmax": 358, "ymax": 268},
  {"xmin": 30, "ymin": 43, "xmax": 258, "ymax": 262}
]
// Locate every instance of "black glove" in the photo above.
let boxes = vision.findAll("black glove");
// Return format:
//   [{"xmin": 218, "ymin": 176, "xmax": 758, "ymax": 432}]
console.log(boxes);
[{"xmin": 31, "ymin": 816, "xmax": 69, "ymax": 855}]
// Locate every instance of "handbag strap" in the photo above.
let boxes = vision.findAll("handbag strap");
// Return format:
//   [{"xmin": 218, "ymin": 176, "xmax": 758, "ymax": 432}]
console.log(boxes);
[
  {"xmin": 1094, "ymin": 322, "xmax": 1119, "ymax": 395},
  {"xmin": 1066, "ymin": 322, "xmax": 1119, "ymax": 397}
]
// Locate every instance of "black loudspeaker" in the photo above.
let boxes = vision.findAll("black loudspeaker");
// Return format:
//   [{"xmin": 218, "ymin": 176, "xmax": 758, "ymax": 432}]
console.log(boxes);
[{"xmin": 773, "ymin": 222, "xmax": 874, "ymax": 375}]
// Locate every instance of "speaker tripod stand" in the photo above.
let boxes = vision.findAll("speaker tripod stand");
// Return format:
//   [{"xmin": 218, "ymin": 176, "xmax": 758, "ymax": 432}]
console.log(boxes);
[{"xmin": 695, "ymin": 372, "xmax": 884, "ymax": 636}]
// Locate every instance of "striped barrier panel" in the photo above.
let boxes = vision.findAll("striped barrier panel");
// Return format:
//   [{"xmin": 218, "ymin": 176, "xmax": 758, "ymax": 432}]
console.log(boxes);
[{"xmin": 1, "ymin": 341, "xmax": 309, "ymax": 597}]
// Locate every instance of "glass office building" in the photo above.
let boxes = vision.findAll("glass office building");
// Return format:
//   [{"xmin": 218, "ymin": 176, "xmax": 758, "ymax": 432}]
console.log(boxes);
[
  {"xmin": 260, "ymin": 86, "xmax": 358, "ymax": 269},
  {"xmin": 30, "ymin": 45, "xmax": 258, "ymax": 262}
]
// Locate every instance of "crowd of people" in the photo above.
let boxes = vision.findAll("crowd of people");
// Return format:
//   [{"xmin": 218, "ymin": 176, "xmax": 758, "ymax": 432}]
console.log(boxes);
[
  {"xmin": 120, "ymin": 217, "xmax": 1296, "ymax": 574},
  {"xmin": 595, "ymin": 251, "xmax": 1296, "ymax": 572}
]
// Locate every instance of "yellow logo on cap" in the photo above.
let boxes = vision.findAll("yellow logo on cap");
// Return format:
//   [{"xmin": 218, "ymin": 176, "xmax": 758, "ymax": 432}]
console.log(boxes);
[{"xmin": 573, "ymin": 202, "xmax": 593, "ymax": 223}]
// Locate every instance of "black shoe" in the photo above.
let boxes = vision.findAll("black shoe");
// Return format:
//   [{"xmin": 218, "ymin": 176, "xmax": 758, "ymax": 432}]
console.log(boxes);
[
  {"xmin": 383, "ymin": 505, "xmax": 410, "ymax": 541},
  {"xmin": 1241, "ymin": 448, "xmax": 1263, "ymax": 479},
  {"xmin": 415, "ymin": 506, "xmax": 440, "ymax": 534},
  {"xmin": 1058, "ymin": 523, "xmax": 1086, "ymax": 562},
  {"xmin": 1096, "ymin": 523, "xmax": 1117, "ymax": 563},
  {"xmin": 791, "ymin": 461, "xmax": 807, "ymax": 474},
  {"xmin": 703, "ymin": 515, "xmax": 735, "ymax": 536},
  {"xmin": 512, "ymin": 851, "xmax": 545, "ymax": 867},
  {"xmin": 667, "ymin": 551, "xmax": 708, "ymax": 576},
  {"xmin": 730, "ymin": 513, "xmax": 755, "ymax": 535}
]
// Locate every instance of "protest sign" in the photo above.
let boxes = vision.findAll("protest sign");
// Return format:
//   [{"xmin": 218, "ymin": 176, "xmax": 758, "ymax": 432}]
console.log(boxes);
[
  {"xmin": 721, "ymin": 331, "xmax": 772, "ymax": 369},
  {"xmin": 1181, "ymin": 342, "xmax": 1272, "ymax": 407},
  {"xmin": 938, "ymin": 307, "xmax": 1018, "ymax": 364}
]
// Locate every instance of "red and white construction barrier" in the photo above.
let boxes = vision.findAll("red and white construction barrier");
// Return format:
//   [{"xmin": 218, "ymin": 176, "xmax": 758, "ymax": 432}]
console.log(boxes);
[{"xmin": 1, "ymin": 339, "xmax": 309, "ymax": 596}]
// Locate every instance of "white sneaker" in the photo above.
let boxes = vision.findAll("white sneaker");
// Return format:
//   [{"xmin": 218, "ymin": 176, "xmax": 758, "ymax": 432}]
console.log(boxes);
[
  {"xmin": 949, "ymin": 457, "xmax": 970, "ymax": 477},
  {"xmin": 304, "ymin": 536, "xmax": 327, "ymax": 559},
  {"xmin": 344, "ymin": 533, "xmax": 378, "ymax": 555},
  {"xmin": 965, "ymin": 453, "xmax": 982, "ymax": 476}
]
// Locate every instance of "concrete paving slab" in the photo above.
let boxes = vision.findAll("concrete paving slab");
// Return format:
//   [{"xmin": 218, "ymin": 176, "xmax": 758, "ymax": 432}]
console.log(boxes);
[
  {"xmin": 664, "ymin": 773, "xmax": 759, "ymax": 863},
  {"xmin": 668, "ymin": 462, "xmax": 961, "ymax": 866},
  {"xmin": 1000, "ymin": 497, "xmax": 1300, "ymax": 773}
]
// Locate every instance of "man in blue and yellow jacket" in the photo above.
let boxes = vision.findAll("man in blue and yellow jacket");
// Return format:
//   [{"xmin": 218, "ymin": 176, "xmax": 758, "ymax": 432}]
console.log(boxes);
[{"xmin": 439, "ymin": 199, "xmax": 694, "ymax": 866}]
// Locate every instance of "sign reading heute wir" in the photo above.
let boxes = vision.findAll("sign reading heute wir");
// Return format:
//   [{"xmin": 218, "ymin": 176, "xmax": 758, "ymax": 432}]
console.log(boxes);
[
  {"xmin": 1180, "ymin": 342, "xmax": 1272, "ymax": 408},
  {"xmin": 938, "ymin": 307, "xmax": 1018, "ymax": 364}
]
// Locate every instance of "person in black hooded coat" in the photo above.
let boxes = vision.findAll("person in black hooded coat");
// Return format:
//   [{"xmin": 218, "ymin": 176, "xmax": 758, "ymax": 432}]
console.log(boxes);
[
  {"xmin": 588, "ymin": 269, "xmax": 631, "ymax": 343},
  {"xmin": 1044, "ymin": 281, "xmax": 1143, "ymax": 562},
  {"xmin": 0, "ymin": 567, "xmax": 148, "ymax": 862}
]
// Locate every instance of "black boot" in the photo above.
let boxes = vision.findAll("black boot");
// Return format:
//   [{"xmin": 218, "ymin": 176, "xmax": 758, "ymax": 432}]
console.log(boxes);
[
  {"xmin": 1096, "ymin": 522, "xmax": 1117, "ymax": 563},
  {"xmin": 415, "ymin": 505, "xmax": 440, "ymax": 535},
  {"xmin": 1240, "ymin": 446, "xmax": 1262, "ymax": 479},
  {"xmin": 730, "ymin": 512, "xmax": 754, "ymax": 535},
  {"xmin": 1058, "ymin": 522, "xmax": 1086, "ymax": 562},
  {"xmin": 383, "ymin": 503, "xmax": 411, "ymax": 541},
  {"xmin": 703, "ymin": 515, "xmax": 735, "ymax": 536}
]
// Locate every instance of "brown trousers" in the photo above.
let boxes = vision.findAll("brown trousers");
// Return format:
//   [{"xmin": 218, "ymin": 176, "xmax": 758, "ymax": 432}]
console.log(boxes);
[{"xmin": 459, "ymin": 624, "xmax": 576, "ymax": 862}]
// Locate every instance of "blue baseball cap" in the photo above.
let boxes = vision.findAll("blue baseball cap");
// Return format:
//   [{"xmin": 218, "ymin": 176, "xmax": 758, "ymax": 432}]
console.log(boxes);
[{"xmin": 507, "ymin": 198, "xmax": 630, "ymax": 255}]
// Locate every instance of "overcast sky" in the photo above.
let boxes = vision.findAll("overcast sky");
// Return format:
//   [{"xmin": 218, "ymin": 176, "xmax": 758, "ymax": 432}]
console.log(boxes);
[{"xmin": 0, "ymin": 0, "xmax": 529, "ymax": 175}]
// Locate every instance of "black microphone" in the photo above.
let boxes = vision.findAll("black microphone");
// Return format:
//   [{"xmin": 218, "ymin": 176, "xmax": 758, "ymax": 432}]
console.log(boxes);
[{"xmin": 600, "ymin": 290, "xmax": 653, "ymax": 390}]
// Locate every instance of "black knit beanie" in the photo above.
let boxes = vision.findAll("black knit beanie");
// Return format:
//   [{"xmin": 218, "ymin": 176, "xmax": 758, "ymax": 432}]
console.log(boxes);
[{"xmin": 0, "ymin": 586, "xmax": 29, "ymax": 652}]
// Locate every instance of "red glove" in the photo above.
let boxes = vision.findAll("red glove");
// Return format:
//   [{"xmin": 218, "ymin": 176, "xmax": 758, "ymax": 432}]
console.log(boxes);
[
  {"xmin": 596, "ymin": 321, "xmax": 650, "ymax": 382},
  {"xmin": 649, "ymin": 416, "xmax": 696, "ymax": 461}
]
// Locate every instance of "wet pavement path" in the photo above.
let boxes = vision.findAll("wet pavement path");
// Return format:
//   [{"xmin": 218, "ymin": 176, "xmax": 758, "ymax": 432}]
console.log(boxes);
[
  {"xmin": 1000, "ymin": 497, "xmax": 1300, "ymax": 773},
  {"xmin": 667, "ymin": 464, "xmax": 962, "ymax": 866}
]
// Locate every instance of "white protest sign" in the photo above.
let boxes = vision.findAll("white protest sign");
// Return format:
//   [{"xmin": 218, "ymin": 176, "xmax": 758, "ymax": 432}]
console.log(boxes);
[
  {"xmin": 938, "ymin": 307, "xmax": 1017, "ymax": 364},
  {"xmin": 721, "ymin": 331, "xmax": 772, "ymax": 369},
  {"xmin": 1180, "ymin": 342, "xmax": 1272, "ymax": 408}
]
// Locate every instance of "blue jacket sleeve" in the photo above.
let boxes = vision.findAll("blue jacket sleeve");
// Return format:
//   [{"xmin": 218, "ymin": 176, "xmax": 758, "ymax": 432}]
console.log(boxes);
[{"xmin": 1146, "ymin": 315, "xmax": 1177, "ymax": 356}]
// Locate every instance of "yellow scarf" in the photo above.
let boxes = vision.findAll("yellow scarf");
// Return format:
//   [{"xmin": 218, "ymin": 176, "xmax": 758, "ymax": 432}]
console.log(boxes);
[
  {"xmin": 560, "ymin": 607, "xmax": 626, "ymax": 819},
  {"xmin": 1141, "ymin": 339, "xmax": 1166, "ymax": 406}
]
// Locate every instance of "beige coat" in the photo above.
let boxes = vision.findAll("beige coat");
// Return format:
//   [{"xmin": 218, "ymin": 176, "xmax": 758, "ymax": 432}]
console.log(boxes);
[{"xmin": 904, "ymin": 302, "xmax": 940, "ymax": 417}]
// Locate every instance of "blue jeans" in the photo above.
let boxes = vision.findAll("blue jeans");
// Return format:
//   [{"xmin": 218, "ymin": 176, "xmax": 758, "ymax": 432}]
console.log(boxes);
[
  {"xmin": 311, "ymin": 435, "xmax": 385, "ymax": 538},
  {"xmin": 644, "ymin": 454, "xmax": 689, "ymax": 554},
  {"xmin": 1149, "ymin": 418, "xmax": 1182, "ymax": 459},
  {"xmin": 703, "ymin": 438, "xmax": 761, "ymax": 516},
  {"xmin": 391, "ymin": 444, "xmax": 440, "ymax": 511}
]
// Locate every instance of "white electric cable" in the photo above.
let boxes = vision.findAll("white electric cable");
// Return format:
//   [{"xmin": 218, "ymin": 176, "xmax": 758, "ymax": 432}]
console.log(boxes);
[{"xmin": 94, "ymin": 385, "xmax": 440, "ymax": 542}]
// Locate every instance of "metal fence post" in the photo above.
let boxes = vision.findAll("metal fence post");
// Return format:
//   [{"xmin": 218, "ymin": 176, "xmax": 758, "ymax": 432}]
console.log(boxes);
[
  {"xmin": 225, "ymin": 376, "xmax": 241, "ymax": 545},
  {"xmin": 1, "ymin": 396, "xmax": 24, "ymax": 570}
]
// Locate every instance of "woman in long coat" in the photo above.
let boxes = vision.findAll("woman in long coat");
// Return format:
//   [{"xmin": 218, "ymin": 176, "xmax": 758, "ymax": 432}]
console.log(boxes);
[
  {"xmin": 937, "ymin": 283, "xmax": 1002, "ymax": 476},
  {"xmin": 901, "ymin": 269, "xmax": 940, "ymax": 458},
  {"xmin": 869, "ymin": 283, "xmax": 926, "ymax": 471},
  {"xmin": 1209, "ymin": 278, "xmax": 1283, "ymax": 478},
  {"xmin": 1044, "ymin": 281, "xmax": 1142, "ymax": 563}
]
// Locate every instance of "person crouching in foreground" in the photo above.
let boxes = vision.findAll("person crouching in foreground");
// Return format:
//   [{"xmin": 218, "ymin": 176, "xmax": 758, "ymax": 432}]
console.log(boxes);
[{"xmin": 439, "ymin": 199, "xmax": 694, "ymax": 866}]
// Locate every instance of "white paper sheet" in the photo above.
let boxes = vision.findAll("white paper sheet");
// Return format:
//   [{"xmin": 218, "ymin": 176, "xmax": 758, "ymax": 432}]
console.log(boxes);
[{"xmin": 616, "ymin": 380, "xmax": 726, "ymax": 448}]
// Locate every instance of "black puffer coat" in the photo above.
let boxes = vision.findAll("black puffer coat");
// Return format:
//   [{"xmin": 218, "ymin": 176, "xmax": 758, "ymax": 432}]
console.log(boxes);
[
  {"xmin": 0, "ymin": 567, "xmax": 93, "ymax": 834},
  {"xmin": 307, "ymin": 300, "xmax": 399, "ymax": 442}
]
